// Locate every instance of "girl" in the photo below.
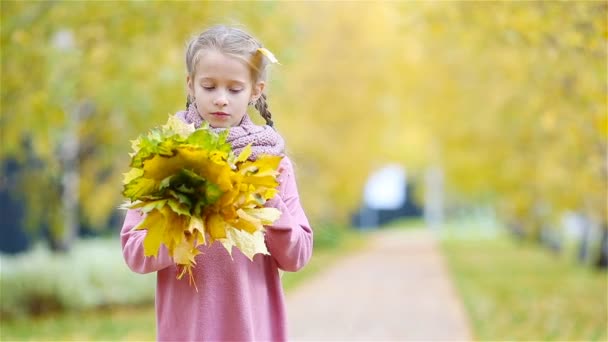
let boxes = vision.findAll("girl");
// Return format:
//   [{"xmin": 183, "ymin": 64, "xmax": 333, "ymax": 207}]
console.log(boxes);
[{"xmin": 120, "ymin": 25, "xmax": 313, "ymax": 341}]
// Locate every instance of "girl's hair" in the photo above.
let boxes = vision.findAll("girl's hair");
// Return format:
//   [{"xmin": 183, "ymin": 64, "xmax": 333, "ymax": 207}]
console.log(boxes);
[{"xmin": 185, "ymin": 25, "xmax": 275, "ymax": 127}]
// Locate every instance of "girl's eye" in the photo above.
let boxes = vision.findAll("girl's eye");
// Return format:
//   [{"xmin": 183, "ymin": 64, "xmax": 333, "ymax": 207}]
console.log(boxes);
[{"xmin": 229, "ymin": 88, "xmax": 243, "ymax": 94}]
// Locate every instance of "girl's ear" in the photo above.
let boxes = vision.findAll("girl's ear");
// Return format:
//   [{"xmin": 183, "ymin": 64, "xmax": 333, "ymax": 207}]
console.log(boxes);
[
  {"xmin": 186, "ymin": 74, "xmax": 194, "ymax": 97},
  {"xmin": 251, "ymin": 81, "xmax": 265, "ymax": 102}
]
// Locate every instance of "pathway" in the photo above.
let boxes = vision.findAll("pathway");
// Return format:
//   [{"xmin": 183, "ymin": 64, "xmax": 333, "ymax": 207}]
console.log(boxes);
[{"xmin": 286, "ymin": 228, "xmax": 472, "ymax": 341}]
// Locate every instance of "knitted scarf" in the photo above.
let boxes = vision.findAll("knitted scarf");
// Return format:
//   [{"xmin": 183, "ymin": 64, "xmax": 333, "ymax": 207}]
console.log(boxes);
[{"xmin": 175, "ymin": 104, "xmax": 285, "ymax": 161}]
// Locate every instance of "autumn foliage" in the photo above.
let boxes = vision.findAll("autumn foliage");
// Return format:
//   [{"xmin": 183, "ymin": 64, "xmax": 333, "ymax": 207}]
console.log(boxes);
[
  {"xmin": 1, "ymin": 2, "xmax": 606, "ymax": 250},
  {"xmin": 121, "ymin": 116, "xmax": 282, "ymax": 284}
]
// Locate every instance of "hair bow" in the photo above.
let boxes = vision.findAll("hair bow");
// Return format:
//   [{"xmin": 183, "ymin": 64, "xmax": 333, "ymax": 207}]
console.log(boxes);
[{"xmin": 257, "ymin": 47, "xmax": 280, "ymax": 65}]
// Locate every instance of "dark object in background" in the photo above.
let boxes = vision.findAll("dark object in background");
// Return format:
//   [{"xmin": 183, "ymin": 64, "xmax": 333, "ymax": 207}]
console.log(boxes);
[
  {"xmin": 351, "ymin": 182, "xmax": 422, "ymax": 229},
  {"xmin": 0, "ymin": 158, "xmax": 29, "ymax": 254},
  {"xmin": 0, "ymin": 157, "xmax": 125, "ymax": 254}
]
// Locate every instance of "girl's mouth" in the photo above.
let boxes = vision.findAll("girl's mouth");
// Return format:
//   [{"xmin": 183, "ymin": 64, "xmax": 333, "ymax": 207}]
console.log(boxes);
[{"xmin": 211, "ymin": 112, "xmax": 230, "ymax": 117}]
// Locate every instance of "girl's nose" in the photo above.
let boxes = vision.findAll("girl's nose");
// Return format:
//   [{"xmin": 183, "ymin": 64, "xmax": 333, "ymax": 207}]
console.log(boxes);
[{"xmin": 214, "ymin": 94, "xmax": 228, "ymax": 107}]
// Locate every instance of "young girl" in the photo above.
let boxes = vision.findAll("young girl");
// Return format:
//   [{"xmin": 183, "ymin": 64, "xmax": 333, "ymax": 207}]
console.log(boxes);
[{"xmin": 120, "ymin": 25, "xmax": 313, "ymax": 341}]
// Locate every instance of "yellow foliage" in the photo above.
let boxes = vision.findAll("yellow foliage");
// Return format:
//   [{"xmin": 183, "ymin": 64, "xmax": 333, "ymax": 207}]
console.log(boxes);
[
  {"xmin": 1, "ymin": 1, "xmax": 605, "ymax": 244},
  {"xmin": 122, "ymin": 117, "xmax": 282, "ymax": 286}
]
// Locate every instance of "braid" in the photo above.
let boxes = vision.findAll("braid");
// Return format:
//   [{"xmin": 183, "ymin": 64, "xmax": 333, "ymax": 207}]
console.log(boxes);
[
  {"xmin": 186, "ymin": 94, "xmax": 193, "ymax": 110},
  {"xmin": 254, "ymin": 93, "xmax": 274, "ymax": 127}
]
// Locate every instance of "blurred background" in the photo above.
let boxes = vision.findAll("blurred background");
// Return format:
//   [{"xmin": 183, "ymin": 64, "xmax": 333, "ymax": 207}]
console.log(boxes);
[{"xmin": 1, "ymin": 1, "xmax": 606, "ymax": 341}]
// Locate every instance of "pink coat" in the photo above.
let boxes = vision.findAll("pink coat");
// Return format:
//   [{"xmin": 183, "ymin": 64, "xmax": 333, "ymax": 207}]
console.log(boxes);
[{"xmin": 121, "ymin": 157, "xmax": 313, "ymax": 341}]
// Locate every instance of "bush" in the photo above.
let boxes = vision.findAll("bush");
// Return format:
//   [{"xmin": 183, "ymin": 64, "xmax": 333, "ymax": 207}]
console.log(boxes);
[{"xmin": 0, "ymin": 238, "xmax": 155, "ymax": 319}]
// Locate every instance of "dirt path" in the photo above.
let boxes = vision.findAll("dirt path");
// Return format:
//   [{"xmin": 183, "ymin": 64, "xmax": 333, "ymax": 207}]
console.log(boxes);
[{"xmin": 285, "ymin": 228, "xmax": 473, "ymax": 341}]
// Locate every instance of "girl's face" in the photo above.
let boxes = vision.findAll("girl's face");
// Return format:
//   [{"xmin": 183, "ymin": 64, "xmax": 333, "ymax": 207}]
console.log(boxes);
[{"xmin": 187, "ymin": 50, "xmax": 264, "ymax": 128}]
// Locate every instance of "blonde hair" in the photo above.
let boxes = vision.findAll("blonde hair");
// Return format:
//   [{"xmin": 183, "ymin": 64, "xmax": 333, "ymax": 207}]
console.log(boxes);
[{"xmin": 185, "ymin": 25, "xmax": 275, "ymax": 127}]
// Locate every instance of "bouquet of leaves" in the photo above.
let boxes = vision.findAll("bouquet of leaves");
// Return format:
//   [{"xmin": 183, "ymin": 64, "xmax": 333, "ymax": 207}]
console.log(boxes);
[{"xmin": 121, "ymin": 116, "xmax": 282, "ymax": 285}]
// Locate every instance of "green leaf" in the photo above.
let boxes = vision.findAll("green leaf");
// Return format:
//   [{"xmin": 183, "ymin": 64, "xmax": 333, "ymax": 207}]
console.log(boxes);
[
  {"xmin": 178, "ymin": 168, "xmax": 207, "ymax": 187},
  {"xmin": 157, "ymin": 135, "xmax": 184, "ymax": 155},
  {"xmin": 204, "ymin": 182, "xmax": 222, "ymax": 204},
  {"xmin": 167, "ymin": 198, "xmax": 191, "ymax": 216},
  {"xmin": 159, "ymin": 175, "xmax": 174, "ymax": 190},
  {"xmin": 177, "ymin": 184, "xmax": 195, "ymax": 194},
  {"xmin": 167, "ymin": 189, "xmax": 193, "ymax": 207},
  {"xmin": 138, "ymin": 199, "xmax": 168, "ymax": 213},
  {"xmin": 123, "ymin": 177, "xmax": 158, "ymax": 200},
  {"xmin": 186, "ymin": 129, "xmax": 217, "ymax": 149},
  {"xmin": 123, "ymin": 168, "xmax": 144, "ymax": 185}
]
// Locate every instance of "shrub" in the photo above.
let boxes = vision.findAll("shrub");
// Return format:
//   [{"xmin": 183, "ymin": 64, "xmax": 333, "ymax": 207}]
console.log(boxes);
[{"xmin": 0, "ymin": 238, "xmax": 155, "ymax": 319}]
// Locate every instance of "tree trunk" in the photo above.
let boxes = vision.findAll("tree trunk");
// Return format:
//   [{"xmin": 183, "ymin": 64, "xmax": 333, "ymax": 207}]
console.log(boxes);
[
  {"xmin": 424, "ymin": 166, "xmax": 444, "ymax": 230},
  {"xmin": 57, "ymin": 106, "xmax": 80, "ymax": 251},
  {"xmin": 595, "ymin": 224, "xmax": 608, "ymax": 269},
  {"xmin": 577, "ymin": 216, "xmax": 590, "ymax": 263},
  {"xmin": 507, "ymin": 220, "xmax": 526, "ymax": 240},
  {"xmin": 540, "ymin": 226, "xmax": 561, "ymax": 254}
]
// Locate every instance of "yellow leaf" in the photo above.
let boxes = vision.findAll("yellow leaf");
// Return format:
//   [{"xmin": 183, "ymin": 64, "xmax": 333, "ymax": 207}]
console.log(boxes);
[
  {"xmin": 207, "ymin": 213, "xmax": 227, "ymax": 239},
  {"xmin": 173, "ymin": 235, "xmax": 201, "ymax": 265},
  {"xmin": 219, "ymin": 234, "xmax": 235, "ymax": 258},
  {"xmin": 141, "ymin": 147, "xmax": 229, "ymax": 185},
  {"xmin": 134, "ymin": 209, "xmax": 165, "ymax": 257},
  {"xmin": 187, "ymin": 216, "xmax": 204, "ymax": 233},
  {"xmin": 227, "ymin": 228, "xmax": 269, "ymax": 261},
  {"xmin": 188, "ymin": 216, "xmax": 206, "ymax": 246},
  {"xmin": 142, "ymin": 154, "xmax": 186, "ymax": 181},
  {"xmin": 198, "ymin": 161, "xmax": 233, "ymax": 191},
  {"xmin": 263, "ymin": 188, "xmax": 279, "ymax": 201},
  {"xmin": 252, "ymin": 155, "xmax": 283, "ymax": 173},
  {"xmin": 218, "ymin": 188, "xmax": 240, "ymax": 208},
  {"xmin": 257, "ymin": 47, "xmax": 280, "ymax": 65},
  {"xmin": 236, "ymin": 144, "xmax": 253, "ymax": 163},
  {"xmin": 236, "ymin": 208, "xmax": 264, "ymax": 233},
  {"xmin": 166, "ymin": 114, "xmax": 196, "ymax": 137},
  {"xmin": 242, "ymin": 207, "xmax": 282, "ymax": 224},
  {"xmin": 242, "ymin": 175, "xmax": 279, "ymax": 188},
  {"xmin": 163, "ymin": 208, "xmax": 188, "ymax": 248},
  {"xmin": 238, "ymin": 155, "xmax": 282, "ymax": 177},
  {"xmin": 232, "ymin": 216, "xmax": 261, "ymax": 234}
]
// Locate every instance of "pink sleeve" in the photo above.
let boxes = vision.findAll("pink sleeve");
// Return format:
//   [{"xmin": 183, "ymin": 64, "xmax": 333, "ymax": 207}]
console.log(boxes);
[
  {"xmin": 120, "ymin": 209, "xmax": 174, "ymax": 274},
  {"xmin": 264, "ymin": 157, "xmax": 314, "ymax": 272}
]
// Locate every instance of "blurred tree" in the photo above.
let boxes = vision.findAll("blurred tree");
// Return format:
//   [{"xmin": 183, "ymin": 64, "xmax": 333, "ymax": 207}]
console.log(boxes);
[
  {"xmin": 1, "ymin": 1, "xmax": 271, "ymax": 248},
  {"xmin": 1, "ymin": 1, "xmax": 302, "ymax": 249},
  {"xmin": 1, "ymin": 1, "xmax": 605, "ymax": 266},
  {"xmin": 412, "ymin": 1, "xmax": 607, "ymax": 265}
]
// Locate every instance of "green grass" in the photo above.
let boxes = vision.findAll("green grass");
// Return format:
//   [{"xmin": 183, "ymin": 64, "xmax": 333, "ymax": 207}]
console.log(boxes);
[
  {"xmin": 1, "ymin": 228, "xmax": 365, "ymax": 341},
  {"xmin": 1, "ymin": 306, "xmax": 157, "ymax": 341},
  {"xmin": 441, "ymin": 233, "xmax": 608, "ymax": 341}
]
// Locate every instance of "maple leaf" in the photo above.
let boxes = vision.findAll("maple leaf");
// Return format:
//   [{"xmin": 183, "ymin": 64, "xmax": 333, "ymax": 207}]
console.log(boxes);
[
  {"xmin": 166, "ymin": 115, "xmax": 196, "ymax": 137},
  {"xmin": 133, "ymin": 208, "xmax": 166, "ymax": 257},
  {"xmin": 221, "ymin": 228, "xmax": 269, "ymax": 261},
  {"xmin": 122, "ymin": 115, "xmax": 283, "ymax": 287}
]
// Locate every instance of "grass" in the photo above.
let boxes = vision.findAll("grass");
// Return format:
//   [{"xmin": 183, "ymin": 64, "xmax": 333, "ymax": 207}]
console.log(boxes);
[
  {"xmin": 0, "ymin": 228, "xmax": 366, "ymax": 341},
  {"xmin": 1, "ymin": 239, "xmax": 156, "ymax": 319},
  {"xmin": 441, "ymin": 231, "xmax": 608, "ymax": 341},
  {"xmin": 1, "ymin": 306, "xmax": 157, "ymax": 341}
]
